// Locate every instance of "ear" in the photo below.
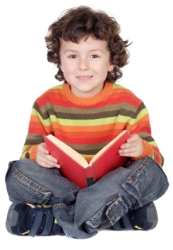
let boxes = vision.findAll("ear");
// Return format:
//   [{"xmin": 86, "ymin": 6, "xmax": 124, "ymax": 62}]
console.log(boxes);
[
  {"xmin": 59, "ymin": 64, "xmax": 63, "ymax": 72},
  {"xmin": 108, "ymin": 63, "xmax": 115, "ymax": 72}
]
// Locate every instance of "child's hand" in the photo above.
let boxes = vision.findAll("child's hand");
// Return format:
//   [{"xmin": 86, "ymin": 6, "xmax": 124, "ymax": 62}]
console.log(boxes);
[
  {"xmin": 36, "ymin": 143, "xmax": 61, "ymax": 168},
  {"xmin": 118, "ymin": 134, "xmax": 143, "ymax": 158}
]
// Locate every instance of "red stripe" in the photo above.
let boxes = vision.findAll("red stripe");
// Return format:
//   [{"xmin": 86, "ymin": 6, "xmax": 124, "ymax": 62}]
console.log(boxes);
[
  {"xmin": 131, "ymin": 126, "xmax": 151, "ymax": 134},
  {"xmin": 54, "ymin": 134, "xmax": 118, "ymax": 144},
  {"xmin": 29, "ymin": 127, "xmax": 47, "ymax": 135}
]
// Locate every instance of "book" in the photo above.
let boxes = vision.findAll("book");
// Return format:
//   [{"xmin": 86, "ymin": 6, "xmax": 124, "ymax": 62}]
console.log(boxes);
[{"xmin": 44, "ymin": 130, "xmax": 130, "ymax": 189}]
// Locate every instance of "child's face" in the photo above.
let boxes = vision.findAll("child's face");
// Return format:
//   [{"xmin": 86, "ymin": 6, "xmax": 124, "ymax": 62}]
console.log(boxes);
[{"xmin": 59, "ymin": 36, "xmax": 114, "ymax": 97}]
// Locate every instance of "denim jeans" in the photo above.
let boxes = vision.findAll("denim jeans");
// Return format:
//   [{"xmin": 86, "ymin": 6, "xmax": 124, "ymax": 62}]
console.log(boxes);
[{"xmin": 5, "ymin": 157, "xmax": 169, "ymax": 239}]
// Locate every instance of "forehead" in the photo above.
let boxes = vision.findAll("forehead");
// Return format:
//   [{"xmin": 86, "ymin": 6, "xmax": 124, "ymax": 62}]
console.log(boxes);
[{"xmin": 60, "ymin": 36, "xmax": 109, "ymax": 51}]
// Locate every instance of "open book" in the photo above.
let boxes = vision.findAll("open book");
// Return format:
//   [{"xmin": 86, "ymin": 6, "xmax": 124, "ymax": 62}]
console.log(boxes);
[{"xmin": 44, "ymin": 130, "xmax": 130, "ymax": 188}]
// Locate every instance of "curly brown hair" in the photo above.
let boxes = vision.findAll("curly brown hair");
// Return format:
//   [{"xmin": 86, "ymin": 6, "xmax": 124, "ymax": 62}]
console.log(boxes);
[{"xmin": 45, "ymin": 6, "xmax": 131, "ymax": 82}]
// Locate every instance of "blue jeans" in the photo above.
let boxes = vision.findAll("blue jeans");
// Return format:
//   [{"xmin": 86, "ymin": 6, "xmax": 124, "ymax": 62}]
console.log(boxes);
[{"xmin": 5, "ymin": 157, "xmax": 169, "ymax": 239}]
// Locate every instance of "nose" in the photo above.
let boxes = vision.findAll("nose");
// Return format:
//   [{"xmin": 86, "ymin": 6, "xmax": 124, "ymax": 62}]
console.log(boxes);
[{"xmin": 78, "ymin": 57, "xmax": 89, "ymax": 70}]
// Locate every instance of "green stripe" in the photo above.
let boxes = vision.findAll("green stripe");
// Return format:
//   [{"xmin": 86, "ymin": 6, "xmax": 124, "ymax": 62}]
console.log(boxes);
[
  {"xmin": 148, "ymin": 141, "xmax": 158, "ymax": 147},
  {"xmin": 51, "ymin": 115, "xmax": 132, "ymax": 126},
  {"xmin": 113, "ymin": 83, "xmax": 126, "ymax": 89},
  {"xmin": 32, "ymin": 108, "xmax": 141, "ymax": 126},
  {"xmin": 135, "ymin": 108, "xmax": 149, "ymax": 123},
  {"xmin": 32, "ymin": 108, "xmax": 51, "ymax": 126},
  {"xmin": 32, "ymin": 105, "xmax": 148, "ymax": 127},
  {"xmin": 51, "ymin": 84, "xmax": 63, "ymax": 90}
]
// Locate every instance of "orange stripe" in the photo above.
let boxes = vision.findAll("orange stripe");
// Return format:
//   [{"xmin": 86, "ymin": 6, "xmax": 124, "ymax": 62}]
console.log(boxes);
[
  {"xmin": 51, "ymin": 122, "xmax": 127, "ymax": 132},
  {"xmin": 126, "ymin": 115, "xmax": 150, "ymax": 130},
  {"xmin": 29, "ymin": 121, "xmax": 45, "ymax": 128},
  {"xmin": 30, "ymin": 119, "xmax": 129, "ymax": 132},
  {"xmin": 30, "ymin": 116, "xmax": 41, "ymax": 122},
  {"xmin": 22, "ymin": 146, "xmax": 32, "ymax": 153},
  {"xmin": 55, "ymin": 135, "xmax": 119, "ymax": 144},
  {"xmin": 53, "ymin": 130, "xmax": 122, "ymax": 139}
]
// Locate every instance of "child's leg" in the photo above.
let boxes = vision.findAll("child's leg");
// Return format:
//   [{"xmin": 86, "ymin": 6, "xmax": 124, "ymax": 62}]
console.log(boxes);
[
  {"xmin": 5, "ymin": 159, "xmax": 80, "ymax": 205},
  {"xmin": 5, "ymin": 159, "xmax": 80, "ymax": 237},
  {"xmin": 5, "ymin": 157, "xmax": 169, "ymax": 239},
  {"xmin": 52, "ymin": 157, "xmax": 169, "ymax": 238}
]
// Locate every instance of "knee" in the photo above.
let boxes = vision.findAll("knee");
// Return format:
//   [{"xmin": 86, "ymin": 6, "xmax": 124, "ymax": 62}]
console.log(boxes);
[
  {"xmin": 5, "ymin": 159, "xmax": 51, "ymax": 203},
  {"xmin": 122, "ymin": 157, "xmax": 169, "ymax": 208},
  {"xmin": 10, "ymin": 159, "xmax": 39, "ymax": 173},
  {"xmin": 5, "ymin": 160, "xmax": 33, "ymax": 201}
]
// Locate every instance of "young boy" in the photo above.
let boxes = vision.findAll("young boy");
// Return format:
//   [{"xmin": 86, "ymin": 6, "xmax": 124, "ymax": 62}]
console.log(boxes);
[{"xmin": 5, "ymin": 6, "xmax": 169, "ymax": 239}]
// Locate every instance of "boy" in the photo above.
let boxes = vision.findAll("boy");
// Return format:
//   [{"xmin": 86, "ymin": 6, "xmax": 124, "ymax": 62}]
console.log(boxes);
[{"xmin": 5, "ymin": 6, "xmax": 169, "ymax": 239}]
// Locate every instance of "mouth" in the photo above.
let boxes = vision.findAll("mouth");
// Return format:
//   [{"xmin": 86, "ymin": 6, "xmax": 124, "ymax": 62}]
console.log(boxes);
[{"xmin": 76, "ymin": 76, "xmax": 93, "ymax": 81}]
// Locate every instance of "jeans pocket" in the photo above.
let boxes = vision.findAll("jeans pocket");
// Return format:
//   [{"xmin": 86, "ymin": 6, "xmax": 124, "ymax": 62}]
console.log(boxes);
[
  {"xmin": 105, "ymin": 196, "xmax": 129, "ymax": 225},
  {"xmin": 85, "ymin": 196, "xmax": 129, "ymax": 231},
  {"xmin": 122, "ymin": 157, "xmax": 169, "ymax": 208}
]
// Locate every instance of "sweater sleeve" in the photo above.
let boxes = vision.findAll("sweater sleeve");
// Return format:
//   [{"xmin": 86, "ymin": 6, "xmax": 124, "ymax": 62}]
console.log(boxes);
[
  {"xmin": 21, "ymin": 101, "xmax": 51, "ymax": 160},
  {"xmin": 126, "ymin": 102, "xmax": 164, "ymax": 166}
]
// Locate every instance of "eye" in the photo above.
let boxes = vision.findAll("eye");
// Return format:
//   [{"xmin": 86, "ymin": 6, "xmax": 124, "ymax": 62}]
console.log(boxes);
[
  {"xmin": 68, "ymin": 55, "xmax": 77, "ymax": 59},
  {"xmin": 91, "ymin": 55, "xmax": 99, "ymax": 58}
]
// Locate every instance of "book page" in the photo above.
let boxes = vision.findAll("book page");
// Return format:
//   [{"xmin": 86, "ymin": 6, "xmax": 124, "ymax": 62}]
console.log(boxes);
[
  {"xmin": 46, "ymin": 135, "xmax": 89, "ymax": 168},
  {"xmin": 90, "ymin": 130, "xmax": 128, "ymax": 164}
]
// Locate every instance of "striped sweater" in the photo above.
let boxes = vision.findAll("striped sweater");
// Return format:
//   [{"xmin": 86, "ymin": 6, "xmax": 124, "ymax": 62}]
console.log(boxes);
[{"xmin": 21, "ymin": 82, "xmax": 163, "ymax": 166}]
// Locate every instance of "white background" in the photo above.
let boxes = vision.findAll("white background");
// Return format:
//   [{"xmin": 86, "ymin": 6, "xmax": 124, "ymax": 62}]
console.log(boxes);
[{"xmin": 0, "ymin": 0, "xmax": 172, "ymax": 249}]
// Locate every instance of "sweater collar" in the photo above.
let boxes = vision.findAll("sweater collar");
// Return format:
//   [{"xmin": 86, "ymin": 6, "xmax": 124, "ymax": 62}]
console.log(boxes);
[{"xmin": 62, "ymin": 82, "xmax": 113, "ymax": 105}]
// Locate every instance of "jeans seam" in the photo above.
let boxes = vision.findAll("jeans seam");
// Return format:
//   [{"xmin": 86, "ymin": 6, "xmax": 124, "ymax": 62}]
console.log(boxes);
[
  {"xmin": 120, "ymin": 157, "xmax": 151, "ymax": 208},
  {"xmin": 85, "ymin": 197, "xmax": 117, "ymax": 227},
  {"xmin": 129, "ymin": 157, "xmax": 149, "ymax": 182},
  {"xmin": 106, "ymin": 197, "xmax": 120, "ymax": 226},
  {"xmin": 11, "ymin": 163, "xmax": 48, "ymax": 193},
  {"xmin": 121, "ymin": 157, "xmax": 150, "ymax": 208},
  {"xmin": 121, "ymin": 157, "xmax": 168, "ymax": 209},
  {"xmin": 122, "ymin": 157, "xmax": 150, "ymax": 186}
]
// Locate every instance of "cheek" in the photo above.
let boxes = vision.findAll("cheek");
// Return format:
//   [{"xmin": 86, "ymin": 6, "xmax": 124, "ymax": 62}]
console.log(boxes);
[
  {"xmin": 62, "ymin": 62, "xmax": 76, "ymax": 74},
  {"xmin": 93, "ymin": 62, "xmax": 109, "ymax": 76}
]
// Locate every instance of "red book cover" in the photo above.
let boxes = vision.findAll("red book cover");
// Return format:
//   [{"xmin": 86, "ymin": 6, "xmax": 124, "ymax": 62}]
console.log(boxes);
[{"xmin": 44, "ymin": 130, "xmax": 130, "ymax": 189}]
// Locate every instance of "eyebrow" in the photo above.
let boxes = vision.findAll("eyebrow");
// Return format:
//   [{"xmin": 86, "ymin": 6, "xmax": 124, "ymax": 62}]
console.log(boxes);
[{"xmin": 64, "ymin": 49, "xmax": 104, "ymax": 53}]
